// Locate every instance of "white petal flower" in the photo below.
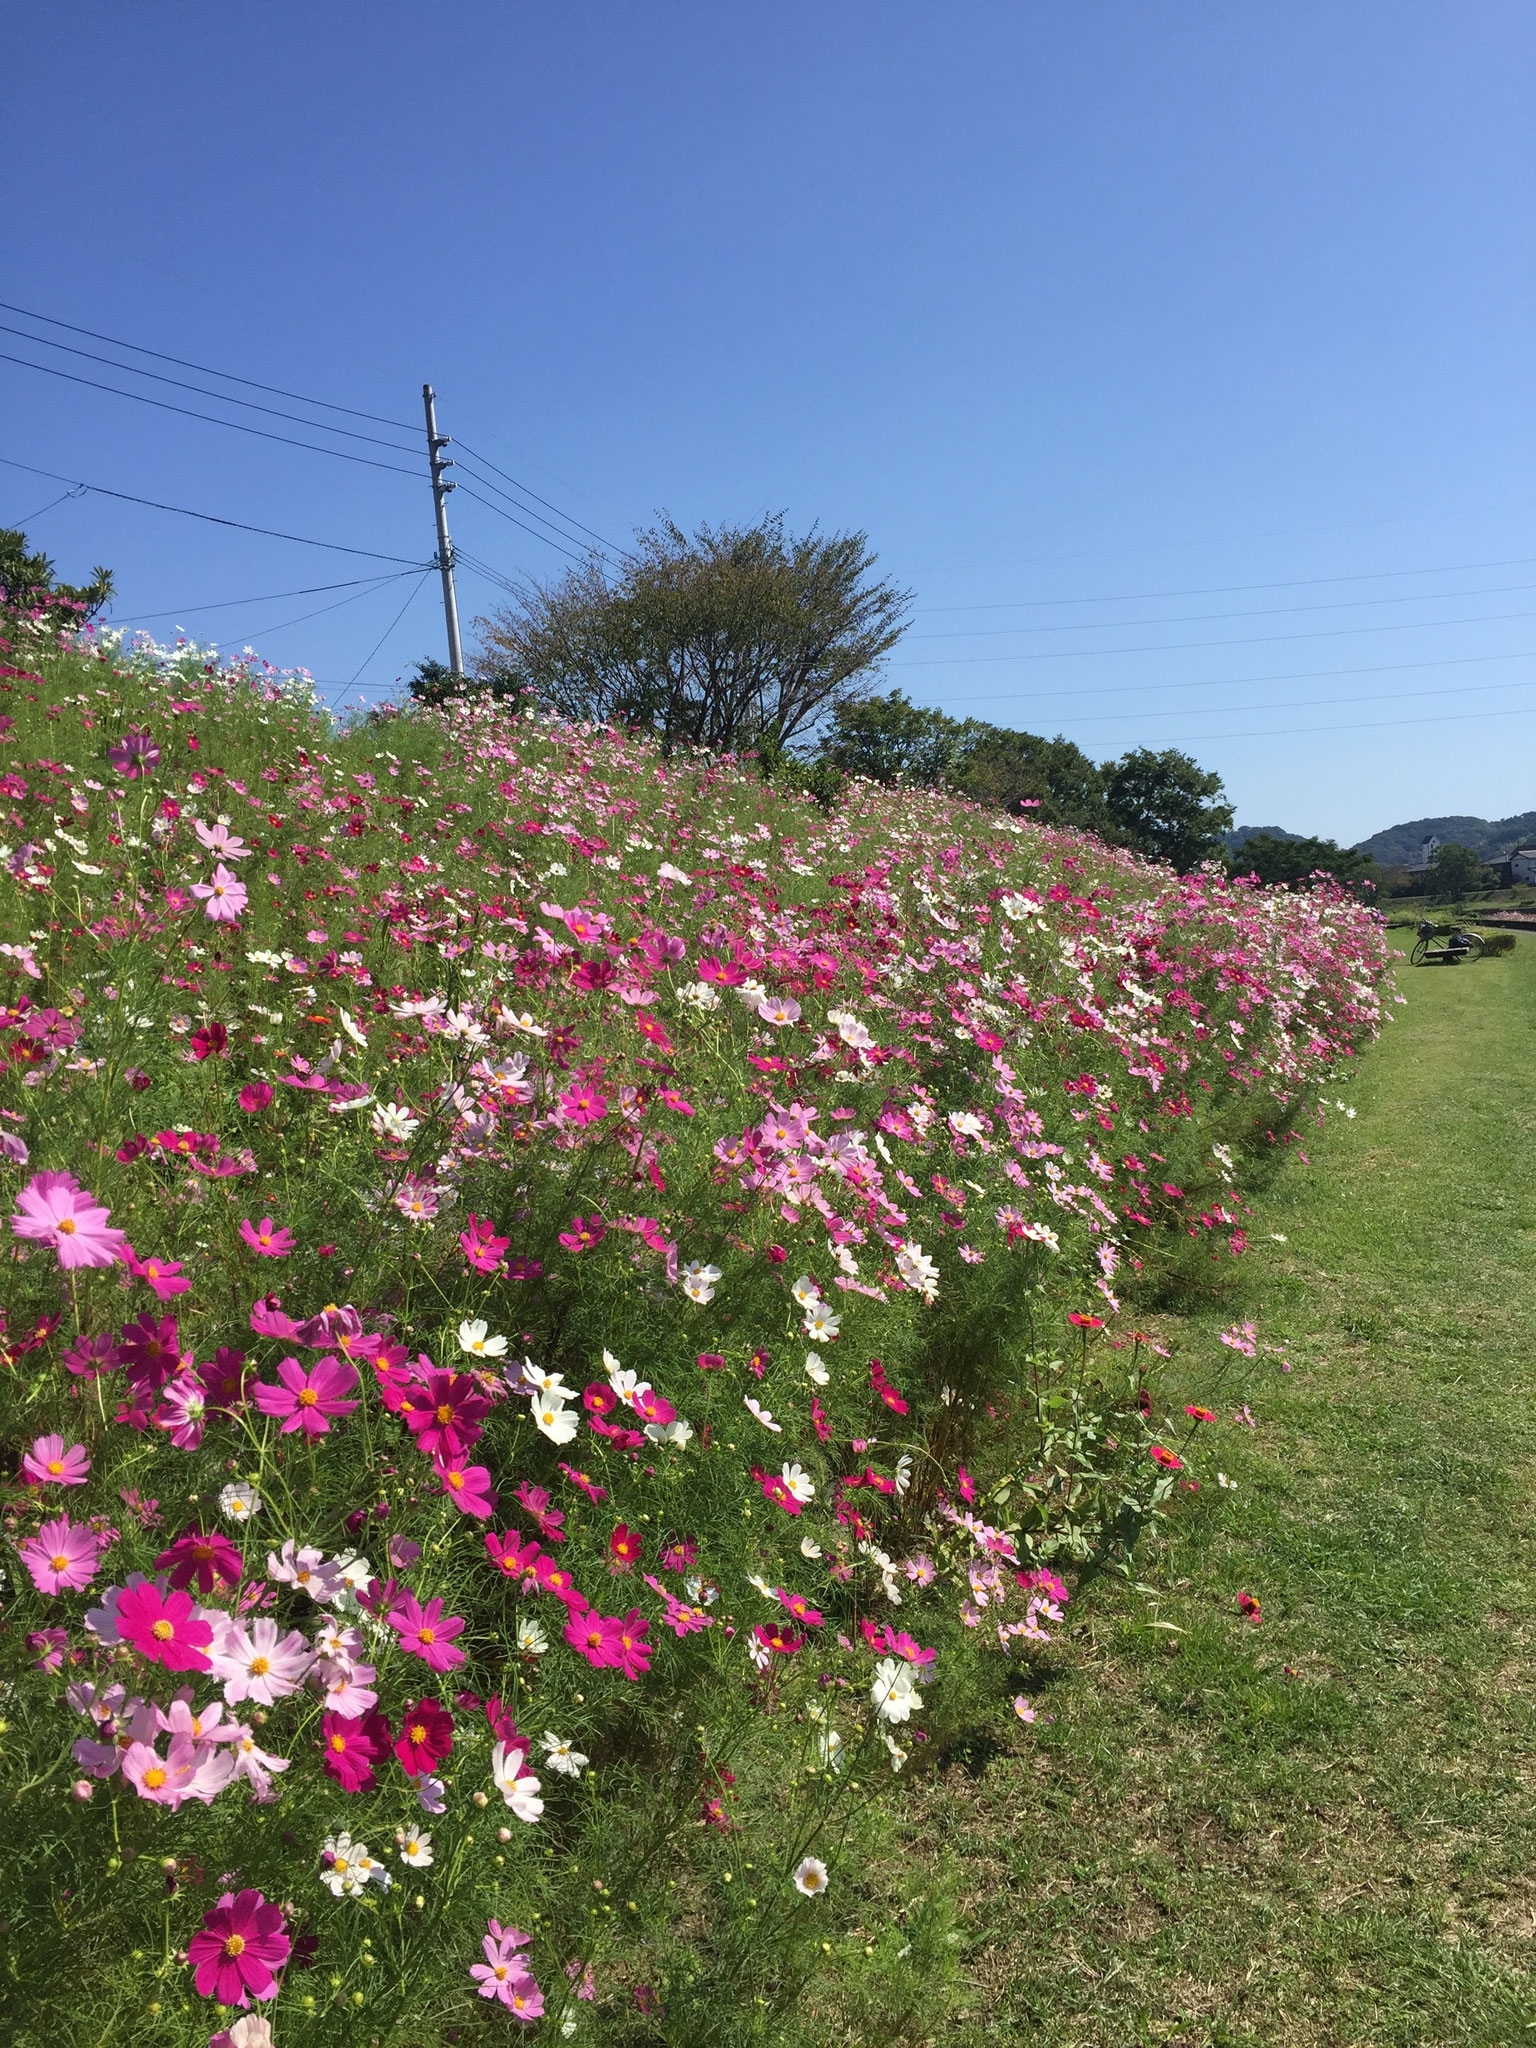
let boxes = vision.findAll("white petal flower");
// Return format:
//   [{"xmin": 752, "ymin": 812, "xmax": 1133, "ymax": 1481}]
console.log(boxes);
[
  {"xmin": 791, "ymin": 1274, "xmax": 823, "ymax": 1307},
  {"xmin": 457, "ymin": 1318, "xmax": 508, "ymax": 1358},
  {"xmin": 219, "ymin": 1481, "xmax": 261, "ymax": 1522},
  {"xmin": 491, "ymin": 1741, "xmax": 544, "ymax": 1822},
  {"xmin": 744, "ymin": 1397, "xmax": 782, "ymax": 1433},
  {"xmin": 803, "ymin": 1350, "xmax": 830, "ymax": 1385},
  {"xmin": 516, "ymin": 1616, "xmax": 549, "ymax": 1655},
  {"xmin": 540, "ymin": 1731, "xmax": 589, "ymax": 1779},
  {"xmin": 395, "ymin": 1828, "xmax": 434, "ymax": 1867},
  {"xmin": 803, "ymin": 1303, "xmax": 841, "ymax": 1341},
  {"xmin": 532, "ymin": 1399, "xmax": 579, "ymax": 1445},
  {"xmin": 792, "ymin": 1855, "xmax": 830, "ymax": 1896},
  {"xmin": 870, "ymin": 1657, "xmax": 922, "ymax": 1724},
  {"xmin": 780, "ymin": 1462, "xmax": 815, "ymax": 1504}
]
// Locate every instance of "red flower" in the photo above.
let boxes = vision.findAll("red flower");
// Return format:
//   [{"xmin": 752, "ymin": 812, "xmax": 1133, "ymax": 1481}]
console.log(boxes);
[
  {"xmin": 1149, "ymin": 1444, "xmax": 1183, "ymax": 1469},
  {"xmin": 1237, "ymin": 1592, "xmax": 1262, "ymax": 1623},
  {"xmin": 753, "ymin": 1622, "xmax": 803, "ymax": 1657},
  {"xmin": 608, "ymin": 1524, "xmax": 642, "ymax": 1570},
  {"xmin": 403, "ymin": 1370, "xmax": 490, "ymax": 1463},
  {"xmin": 1185, "ymin": 1404, "xmax": 1216, "ymax": 1423},
  {"xmin": 484, "ymin": 1529, "xmax": 542, "ymax": 1586},
  {"xmin": 321, "ymin": 1709, "xmax": 390, "ymax": 1792},
  {"xmin": 1067, "ymin": 1312, "xmax": 1104, "ymax": 1329},
  {"xmin": 393, "ymin": 1697, "xmax": 454, "ymax": 1776},
  {"xmin": 156, "ymin": 1526, "xmax": 243, "ymax": 1594},
  {"xmin": 190, "ymin": 1022, "xmax": 228, "ymax": 1062},
  {"xmin": 439, "ymin": 1462, "xmax": 498, "ymax": 1519}
]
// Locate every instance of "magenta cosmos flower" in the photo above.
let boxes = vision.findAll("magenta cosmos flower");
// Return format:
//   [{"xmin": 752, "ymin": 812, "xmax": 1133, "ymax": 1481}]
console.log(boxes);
[
  {"xmin": 238, "ymin": 1218, "xmax": 296, "ymax": 1258},
  {"xmin": 115, "ymin": 1578, "xmax": 213, "ymax": 1672},
  {"xmin": 108, "ymin": 728, "xmax": 160, "ymax": 778},
  {"xmin": 11, "ymin": 1170, "xmax": 129, "ymax": 1269},
  {"xmin": 191, "ymin": 864, "xmax": 248, "ymax": 924},
  {"xmin": 320, "ymin": 1708, "xmax": 390, "ymax": 1792},
  {"xmin": 156, "ymin": 1526, "xmax": 244, "ymax": 1594},
  {"xmin": 252, "ymin": 1355, "xmax": 358, "ymax": 1437},
  {"xmin": 402, "ymin": 1370, "xmax": 489, "ymax": 1463},
  {"xmin": 21, "ymin": 1433, "xmax": 90, "ymax": 1487},
  {"xmin": 393, "ymin": 1697, "xmax": 454, "ymax": 1776},
  {"xmin": 564, "ymin": 1608, "xmax": 653, "ymax": 1679},
  {"xmin": 188, "ymin": 1889, "xmax": 290, "ymax": 2006},
  {"xmin": 387, "ymin": 1592, "xmax": 468, "ymax": 1673},
  {"xmin": 17, "ymin": 1515, "xmax": 99, "ymax": 1593}
]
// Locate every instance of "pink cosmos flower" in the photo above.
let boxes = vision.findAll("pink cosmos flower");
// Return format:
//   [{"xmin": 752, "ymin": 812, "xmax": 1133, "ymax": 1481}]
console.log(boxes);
[
  {"xmin": 252, "ymin": 1355, "xmax": 359, "ymax": 1437},
  {"xmin": 115, "ymin": 1579, "xmax": 213, "ymax": 1672},
  {"xmin": 513, "ymin": 1481, "xmax": 566, "ymax": 1543},
  {"xmin": 439, "ymin": 1462, "xmax": 497, "ymax": 1519},
  {"xmin": 402, "ymin": 1370, "xmax": 489, "ymax": 1463},
  {"xmin": 238, "ymin": 1218, "xmax": 296, "ymax": 1258},
  {"xmin": 484, "ymin": 1530, "xmax": 543, "ymax": 1587},
  {"xmin": 320, "ymin": 1709, "xmax": 390, "ymax": 1792},
  {"xmin": 188, "ymin": 1889, "xmax": 290, "ymax": 2006},
  {"xmin": 122, "ymin": 1734, "xmax": 234, "ymax": 1809},
  {"xmin": 206, "ymin": 1618, "xmax": 314, "ymax": 1705},
  {"xmin": 191, "ymin": 864, "xmax": 249, "ymax": 924},
  {"xmin": 470, "ymin": 1921, "xmax": 543, "ymax": 2019},
  {"xmin": 108, "ymin": 728, "xmax": 160, "ymax": 778},
  {"xmin": 154, "ymin": 1371, "xmax": 210, "ymax": 1450},
  {"xmin": 11, "ymin": 1169, "xmax": 129, "ymax": 1269},
  {"xmin": 21, "ymin": 1433, "xmax": 90, "ymax": 1487},
  {"xmin": 127, "ymin": 1249, "xmax": 192, "ymax": 1300},
  {"xmin": 388, "ymin": 1592, "xmax": 468, "ymax": 1673},
  {"xmin": 314, "ymin": 1656, "xmax": 378, "ymax": 1718},
  {"xmin": 17, "ymin": 1514, "xmax": 99, "ymax": 1593},
  {"xmin": 557, "ymin": 1213, "xmax": 606, "ymax": 1253},
  {"xmin": 157, "ymin": 1527, "xmax": 243, "ymax": 1594},
  {"xmin": 238, "ymin": 1082, "xmax": 273, "ymax": 1113},
  {"xmin": 459, "ymin": 1212, "xmax": 509, "ymax": 1273},
  {"xmin": 558, "ymin": 1085, "xmax": 607, "ymax": 1125}
]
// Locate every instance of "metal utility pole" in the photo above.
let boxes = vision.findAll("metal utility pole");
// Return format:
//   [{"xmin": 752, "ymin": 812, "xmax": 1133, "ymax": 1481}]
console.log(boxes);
[{"xmin": 422, "ymin": 384, "xmax": 465, "ymax": 676}]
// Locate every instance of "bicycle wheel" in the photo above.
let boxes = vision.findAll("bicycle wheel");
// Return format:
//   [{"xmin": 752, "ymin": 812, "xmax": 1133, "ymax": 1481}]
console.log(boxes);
[
  {"xmin": 1459, "ymin": 931, "xmax": 1485, "ymax": 959},
  {"xmin": 1411, "ymin": 937, "xmax": 1433, "ymax": 965}
]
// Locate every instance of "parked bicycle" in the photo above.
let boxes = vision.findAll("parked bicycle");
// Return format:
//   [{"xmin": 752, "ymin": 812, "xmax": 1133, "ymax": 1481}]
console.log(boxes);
[{"xmin": 1410, "ymin": 919, "xmax": 1485, "ymax": 965}]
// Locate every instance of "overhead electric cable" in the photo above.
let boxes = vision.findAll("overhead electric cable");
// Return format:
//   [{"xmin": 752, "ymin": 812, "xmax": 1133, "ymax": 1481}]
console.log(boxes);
[
  {"xmin": 0, "ymin": 350, "xmax": 422, "ymax": 476},
  {"xmin": 1165, "ymin": 700, "xmax": 1536, "ymax": 744},
  {"xmin": 0, "ymin": 325, "xmax": 419, "ymax": 456},
  {"xmin": 908, "ymin": 579, "xmax": 1536, "ymax": 641},
  {"xmin": 891, "ymin": 605, "xmax": 1536, "ymax": 670},
  {"xmin": 1003, "ymin": 671, "xmax": 1536, "ymax": 730},
  {"xmin": 0, "ymin": 297, "xmax": 416, "ymax": 432},
  {"xmin": 114, "ymin": 575, "xmax": 413, "ymax": 623},
  {"xmin": 455, "ymin": 486, "xmax": 595, "ymax": 565},
  {"xmin": 332, "ymin": 572, "xmax": 433, "ymax": 703},
  {"xmin": 453, "ymin": 461, "xmax": 618, "ymax": 563},
  {"xmin": 452, "ymin": 436, "xmax": 632, "ymax": 558},
  {"xmin": 164, "ymin": 575, "xmax": 424, "ymax": 646},
  {"xmin": 916, "ymin": 552, "xmax": 1536, "ymax": 613},
  {"xmin": 0, "ymin": 455, "xmax": 427, "ymax": 564},
  {"xmin": 5, "ymin": 486, "xmax": 86, "ymax": 526}
]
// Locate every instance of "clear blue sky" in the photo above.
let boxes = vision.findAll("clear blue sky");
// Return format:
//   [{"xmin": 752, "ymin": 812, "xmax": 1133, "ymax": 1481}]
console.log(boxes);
[{"xmin": 4, "ymin": 2, "xmax": 1532, "ymax": 844}]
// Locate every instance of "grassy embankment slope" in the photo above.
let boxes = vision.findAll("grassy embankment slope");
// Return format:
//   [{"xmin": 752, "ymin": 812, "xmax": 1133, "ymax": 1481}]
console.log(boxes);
[{"xmin": 904, "ymin": 941, "xmax": 1536, "ymax": 2046}]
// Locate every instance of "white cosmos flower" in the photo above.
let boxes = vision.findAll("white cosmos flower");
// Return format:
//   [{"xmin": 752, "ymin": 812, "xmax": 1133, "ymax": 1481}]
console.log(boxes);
[
  {"xmin": 791, "ymin": 1274, "xmax": 823, "ymax": 1307},
  {"xmin": 321, "ymin": 1832, "xmax": 371, "ymax": 1898},
  {"xmin": 735, "ymin": 978, "xmax": 769, "ymax": 1008},
  {"xmin": 803, "ymin": 1303, "xmax": 841, "ymax": 1341},
  {"xmin": 678, "ymin": 980, "xmax": 720, "ymax": 1012},
  {"xmin": 372, "ymin": 1097, "xmax": 421, "ymax": 1146},
  {"xmin": 882, "ymin": 1731, "xmax": 909, "ymax": 1772},
  {"xmin": 745, "ymin": 1632, "xmax": 771, "ymax": 1672},
  {"xmin": 524, "ymin": 1364, "xmax": 573, "ymax": 1401},
  {"xmin": 1016, "ymin": 1221, "xmax": 1060, "ymax": 1252},
  {"xmin": 645, "ymin": 1417, "xmax": 694, "ymax": 1449},
  {"xmin": 219, "ymin": 1481, "xmax": 261, "ymax": 1522},
  {"xmin": 799, "ymin": 1534, "xmax": 823, "ymax": 1559},
  {"xmin": 490, "ymin": 1741, "xmax": 544, "ymax": 1822},
  {"xmin": 816, "ymin": 1727, "xmax": 844, "ymax": 1770},
  {"xmin": 895, "ymin": 1241, "xmax": 940, "ymax": 1301},
  {"xmin": 457, "ymin": 1318, "xmax": 508, "ymax": 1359},
  {"xmin": 803, "ymin": 1350, "xmax": 830, "ymax": 1385},
  {"xmin": 395, "ymin": 1828, "xmax": 434, "ymax": 1867},
  {"xmin": 657, "ymin": 861, "xmax": 692, "ymax": 886},
  {"xmin": 541, "ymin": 1731, "xmax": 589, "ymax": 1779},
  {"xmin": 792, "ymin": 1856, "xmax": 830, "ymax": 1897},
  {"xmin": 780, "ymin": 1462, "xmax": 815, "ymax": 1504},
  {"xmin": 681, "ymin": 1260, "xmax": 721, "ymax": 1303},
  {"xmin": 516, "ymin": 1616, "xmax": 549, "ymax": 1655},
  {"xmin": 746, "ymin": 1572, "xmax": 779, "ymax": 1601},
  {"xmin": 870, "ymin": 1657, "xmax": 922, "ymax": 1724},
  {"xmin": 894, "ymin": 1453, "xmax": 913, "ymax": 1496},
  {"xmin": 497, "ymin": 1007, "xmax": 547, "ymax": 1037},
  {"xmin": 532, "ymin": 1399, "xmax": 579, "ymax": 1445},
  {"xmin": 744, "ymin": 1397, "xmax": 782, "ymax": 1433},
  {"xmin": 826, "ymin": 1009, "xmax": 873, "ymax": 1049}
]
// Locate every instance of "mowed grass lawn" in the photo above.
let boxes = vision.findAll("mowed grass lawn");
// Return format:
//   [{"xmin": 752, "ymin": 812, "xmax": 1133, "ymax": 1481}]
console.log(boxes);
[{"xmin": 900, "ymin": 937, "xmax": 1536, "ymax": 2046}]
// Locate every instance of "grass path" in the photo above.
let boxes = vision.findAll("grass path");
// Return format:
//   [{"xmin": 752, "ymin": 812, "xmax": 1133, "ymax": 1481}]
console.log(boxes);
[{"xmin": 902, "ymin": 941, "xmax": 1536, "ymax": 2046}]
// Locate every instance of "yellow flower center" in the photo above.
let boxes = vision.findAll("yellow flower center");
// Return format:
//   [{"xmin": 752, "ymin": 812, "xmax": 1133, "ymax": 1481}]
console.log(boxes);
[
  {"xmin": 329, "ymin": 1733, "xmax": 348, "ymax": 1752},
  {"xmin": 151, "ymin": 1619, "xmax": 174, "ymax": 1641},
  {"xmin": 297, "ymin": 1387, "xmax": 319, "ymax": 1406},
  {"xmin": 447, "ymin": 1472, "xmax": 464, "ymax": 1491},
  {"xmin": 410, "ymin": 1724, "xmax": 427, "ymax": 1744},
  {"xmin": 223, "ymin": 1934, "xmax": 245, "ymax": 1957},
  {"xmin": 58, "ymin": 1217, "xmax": 76, "ymax": 1234},
  {"xmin": 249, "ymin": 1656, "xmax": 270, "ymax": 1676},
  {"xmin": 46, "ymin": 1459, "xmax": 64, "ymax": 1475},
  {"xmin": 143, "ymin": 1766, "xmax": 167, "ymax": 1789},
  {"xmin": 49, "ymin": 1553, "xmax": 69, "ymax": 1571},
  {"xmin": 435, "ymin": 1403, "xmax": 454, "ymax": 1424},
  {"xmin": 418, "ymin": 1627, "xmax": 435, "ymax": 1645}
]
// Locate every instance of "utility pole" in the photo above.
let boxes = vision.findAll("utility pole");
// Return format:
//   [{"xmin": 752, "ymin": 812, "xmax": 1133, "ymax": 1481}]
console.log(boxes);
[{"xmin": 422, "ymin": 384, "xmax": 465, "ymax": 676}]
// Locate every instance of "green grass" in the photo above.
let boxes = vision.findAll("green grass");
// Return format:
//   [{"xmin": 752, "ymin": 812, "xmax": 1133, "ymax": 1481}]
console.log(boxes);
[{"xmin": 893, "ymin": 936, "xmax": 1536, "ymax": 2045}]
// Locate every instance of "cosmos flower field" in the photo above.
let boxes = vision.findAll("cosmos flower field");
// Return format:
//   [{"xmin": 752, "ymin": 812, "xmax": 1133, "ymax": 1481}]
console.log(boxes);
[{"xmin": 0, "ymin": 607, "xmax": 1389, "ymax": 2046}]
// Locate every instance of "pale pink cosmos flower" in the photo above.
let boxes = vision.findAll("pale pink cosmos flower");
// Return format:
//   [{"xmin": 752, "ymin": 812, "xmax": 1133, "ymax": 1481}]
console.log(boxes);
[
  {"xmin": 21, "ymin": 1433, "xmax": 90, "ymax": 1486},
  {"xmin": 121, "ymin": 1734, "xmax": 236, "ymax": 1809},
  {"xmin": 11, "ymin": 1170, "xmax": 129, "ymax": 1269},
  {"xmin": 193, "ymin": 818, "xmax": 252, "ymax": 861},
  {"xmin": 206, "ymin": 1617, "xmax": 316, "ymax": 1705},
  {"xmin": 230, "ymin": 1726, "xmax": 291, "ymax": 1803},
  {"xmin": 312, "ymin": 1656, "xmax": 379, "ymax": 1718},
  {"xmin": 18, "ymin": 1515, "xmax": 100, "ymax": 1593},
  {"xmin": 265, "ymin": 1540, "xmax": 342, "ymax": 1604},
  {"xmin": 191, "ymin": 864, "xmax": 248, "ymax": 923}
]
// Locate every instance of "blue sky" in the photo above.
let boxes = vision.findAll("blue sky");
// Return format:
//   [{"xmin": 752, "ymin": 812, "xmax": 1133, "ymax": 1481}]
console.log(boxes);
[{"xmin": 3, "ymin": 2, "xmax": 1532, "ymax": 843}]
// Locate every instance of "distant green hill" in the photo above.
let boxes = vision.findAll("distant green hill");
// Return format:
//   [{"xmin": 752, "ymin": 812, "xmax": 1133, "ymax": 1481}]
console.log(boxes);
[
  {"xmin": 1222, "ymin": 824, "xmax": 1304, "ymax": 853},
  {"xmin": 1353, "ymin": 811, "xmax": 1536, "ymax": 866}
]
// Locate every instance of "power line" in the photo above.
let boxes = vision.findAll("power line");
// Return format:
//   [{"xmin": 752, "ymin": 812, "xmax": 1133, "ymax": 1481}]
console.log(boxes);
[
  {"xmin": 1166, "ymin": 700, "xmax": 1536, "ymax": 745},
  {"xmin": 158, "ymin": 574, "xmax": 423, "ymax": 647},
  {"xmin": 455, "ymin": 485, "xmax": 595, "ymax": 565},
  {"xmin": 891, "ymin": 605, "xmax": 1536, "ymax": 670},
  {"xmin": 939, "ymin": 642, "xmax": 1536, "ymax": 710},
  {"xmin": 0, "ymin": 455, "xmax": 428, "ymax": 564},
  {"xmin": 452, "ymin": 436, "xmax": 631, "ymax": 558},
  {"xmin": 1022, "ymin": 671, "xmax": 1536, "ymax": 730},
  {"xmin": 5, "ymin": 485, "xmax": 86, "ymax": 527},
  {"xmin": 112, "ymin": 574, "xmax": 413, "ymax": 623},
  {"xmin": 0, "ymin": 323, "xmax": 420, "ymax": 458},
  {"xmin": 0, "ymin": 350, "xmax": 422, "ymax": 477},
  {"xmin": 0, "ymin": 297, "xmax": 417, "ymax": 433},
  {"xmin": 333, "ymin": 572, "xmax": 434, "ymax": 703},
  {"xmin": 907, "ymin": 579, "xmax": 1536, "ymax": 643},
  {"xmin": 915, "ymin": 552, "xmax": 1536, "ymax": 614},
  {"xmin": 454, "ymin": 461, "xmax": 617, "ymax": 564}
]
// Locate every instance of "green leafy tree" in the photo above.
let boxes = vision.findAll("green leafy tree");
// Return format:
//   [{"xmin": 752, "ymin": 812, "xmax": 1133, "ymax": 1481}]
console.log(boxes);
[
  {"xmin": 0, "ymin": 528, "xmax": 113, "ymax": 624},
  {"xmin": 407, "ymin": 656, "xmax": 523, "ymax": 710},
  {"xmin": 1104, "ymin": 746, "xmax": 1234, "ymax": 871},
  {"xmin": 1231, "ymin": 831, "xmax": 1379, "ymax": 891},
  {"xmin": 472, "ymin": 515, "xmax": 910, "ymax": 758},
  {"xmin": 1425, "ymin": 840, "xmax": 1486, "ymax": 903},
  {"xmin": 820, "ymin": 689, "xmax": 961, "ymax": 785},
  {"xmin": 950, "ymin": 723, "xmax": 1112, "ymax": 832}
]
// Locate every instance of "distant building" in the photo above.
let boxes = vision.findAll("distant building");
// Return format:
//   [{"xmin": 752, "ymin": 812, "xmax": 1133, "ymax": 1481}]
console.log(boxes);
[
  {"xmin": 1405, "ymin": 834, "xmax": 1439, "ymax": 875},
  {"xmin": 1510, "ymin": 846, "xmax": 1536, "ymax": 885}
]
